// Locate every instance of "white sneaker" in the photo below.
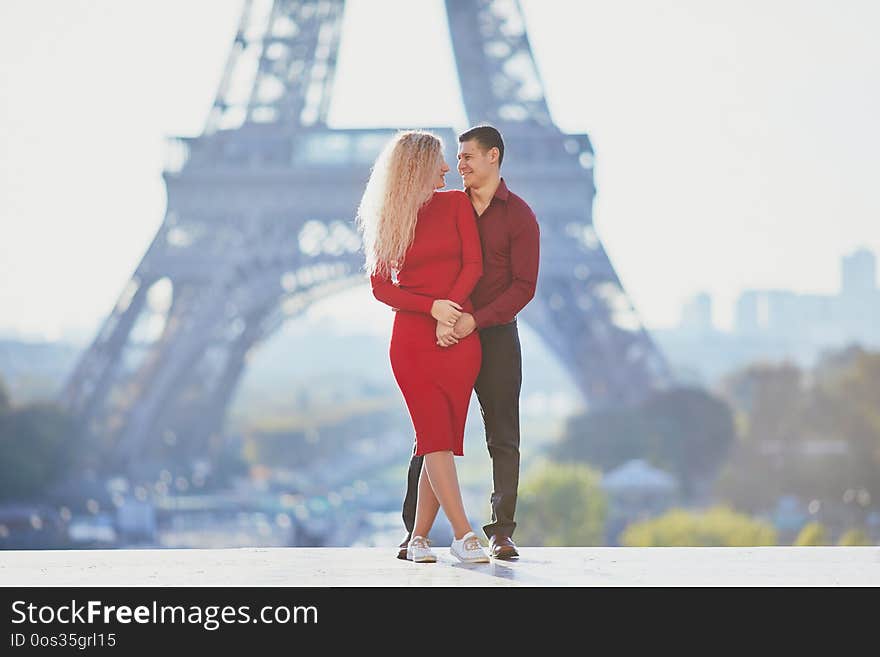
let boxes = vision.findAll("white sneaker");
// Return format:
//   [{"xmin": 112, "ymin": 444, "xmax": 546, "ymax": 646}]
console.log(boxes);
[
  {"xmin": 406, "ymin": 535, "xmax": 437, "ymax": 563},
  {"xmin": 450, "ymin": 531, "xmax": 490, "ymax": 563}
]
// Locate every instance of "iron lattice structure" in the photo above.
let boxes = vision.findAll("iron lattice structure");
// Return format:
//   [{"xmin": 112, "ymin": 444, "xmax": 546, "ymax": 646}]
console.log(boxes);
[{"xmin": 59, "ymin": 0, "xmax": 671, "ymax": 474}]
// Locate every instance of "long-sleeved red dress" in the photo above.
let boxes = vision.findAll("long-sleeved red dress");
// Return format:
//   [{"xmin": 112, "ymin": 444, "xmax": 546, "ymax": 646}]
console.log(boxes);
[{"xmin": 370, "ymin": 189, "xmax": 483, "ymax": 456}]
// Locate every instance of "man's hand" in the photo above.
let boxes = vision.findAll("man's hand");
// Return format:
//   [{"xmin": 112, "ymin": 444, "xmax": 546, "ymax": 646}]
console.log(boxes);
[
  {"xmin": 431, "ymin": 299, "xmax": 463, "ymax": 327},
  {"xmin": 452, "ymin": 312, "xmax": 477, "ymax": 339},
  {"xmin": 436, "ymin": 321, "xmax": 459, "ymax": 347}
]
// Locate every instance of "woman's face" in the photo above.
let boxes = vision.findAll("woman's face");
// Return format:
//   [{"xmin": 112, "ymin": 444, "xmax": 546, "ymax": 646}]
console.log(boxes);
[{"xmin": 433, "ymin": 156, "xmax": 451, "ymax": 189}]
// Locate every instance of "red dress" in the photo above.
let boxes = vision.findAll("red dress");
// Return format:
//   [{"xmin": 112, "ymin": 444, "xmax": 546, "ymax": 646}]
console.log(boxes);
[{"xmin": 370, "ymin": 190, "xmax": 483, "ymax": 456}]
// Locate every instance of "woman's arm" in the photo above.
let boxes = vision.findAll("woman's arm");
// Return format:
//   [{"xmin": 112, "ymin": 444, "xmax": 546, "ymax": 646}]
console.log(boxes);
[
  {"xmin": 371, "ymin": 272, "xmax": 463, "ymax": 324},
  {"xmin": 370, "ymin": 272, "xmax": 435, "ymax": 314},
  {"xmin": 444, "ymin": 192, "xmax": 483, "ymax": 305}
]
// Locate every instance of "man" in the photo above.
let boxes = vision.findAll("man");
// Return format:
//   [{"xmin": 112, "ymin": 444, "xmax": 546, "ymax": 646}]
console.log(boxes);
[{"xmin": 398, "ymin": 124, "xmax": 540, "ymax": 560}]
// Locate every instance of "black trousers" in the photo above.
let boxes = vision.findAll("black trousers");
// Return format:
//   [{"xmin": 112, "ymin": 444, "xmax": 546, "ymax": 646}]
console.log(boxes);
[{"xmin": 401, "ymin": 320, "xmax": 522, "ymax": 540}]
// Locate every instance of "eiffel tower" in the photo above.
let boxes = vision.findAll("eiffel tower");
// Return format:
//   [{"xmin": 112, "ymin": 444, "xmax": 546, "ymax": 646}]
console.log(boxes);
[{"xmin": 59, "ymin": 0, "xmax": 671, "ymax": 475}]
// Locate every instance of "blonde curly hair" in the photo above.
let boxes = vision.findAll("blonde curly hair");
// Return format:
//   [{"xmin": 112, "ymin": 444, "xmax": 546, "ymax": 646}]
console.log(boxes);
[{"xmin": 356, "ymin": 130, "xmax": 443, "ymax": 278}]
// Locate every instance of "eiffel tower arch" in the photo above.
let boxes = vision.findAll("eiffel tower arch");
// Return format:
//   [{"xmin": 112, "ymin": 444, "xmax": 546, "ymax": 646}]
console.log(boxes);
[{"xmin": 59, "ymin": 0, "xmax": 671, "ymax": 476}]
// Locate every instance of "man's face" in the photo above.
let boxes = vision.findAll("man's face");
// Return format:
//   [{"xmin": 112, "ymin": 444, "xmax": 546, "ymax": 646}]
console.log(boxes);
[{"xmin": 457, "ymin": 139, "xmax": 497, "ymax": 188}]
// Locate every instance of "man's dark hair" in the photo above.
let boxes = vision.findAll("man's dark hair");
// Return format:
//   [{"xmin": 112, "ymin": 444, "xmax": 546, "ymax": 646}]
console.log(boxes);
[{"xmin": 458, "ymin": 124, "xmax": 505, "ymax": 167}]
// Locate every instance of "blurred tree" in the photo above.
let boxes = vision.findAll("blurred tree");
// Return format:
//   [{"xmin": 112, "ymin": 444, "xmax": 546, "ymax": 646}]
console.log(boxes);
[
  {"xmin": 816, "ymin": 351, "xmax": 880, "ymax": 494},
  {"xmin": 619, "ymin": 505, "xmax": 777, "ymax": 547},
  {"xmin": 813, "ymin": 344, "xmax": 867, "ymax": 383},
  {"xmin": 794, "ymin": 521, "xmax": 829, "ymax": 545},
  {"xmin": 515, "ymin": 461, "xmax": 606, "ymax": 546},
  {"xmin": 719, "ymin": 361, "xmax": 804, "ymax": 445},
  {"xmin": 553, "ymin": 407, "xmax": 650, "ymax": 468},
  {"xmin": 554, "ymin": 386, "xmax": 734, "ymax": 501},
  {"xmin": 715, "ymin": 349, "xmax": 880, "ymax": 520},
  {"xmin": 712, "ymin": 448, "xmax": 777, "ymax": 514},
  {"xmin": 716, "ymin": 362, "xmax": 805, "ymax": 513},
  {"xmin": 836, "ymin": 528, "xmax": 872, "ymax": 546},
  {"xmin": 642, "ymin": 387, "xmax": 736, "ymax": 499},
  {"xmin": 0, "ymin": 401, "xmax": 77, "ymax": 500}
]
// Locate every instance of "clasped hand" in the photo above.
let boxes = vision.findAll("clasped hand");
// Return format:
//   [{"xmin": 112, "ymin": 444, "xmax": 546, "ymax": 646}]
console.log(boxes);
[
  {"xmin": 435, "ymin": 312, "xmax": 476, "ymax": 347},
  {"xmin": 431, "ymin": 299, "xmax": 476, "ymax": 347}
]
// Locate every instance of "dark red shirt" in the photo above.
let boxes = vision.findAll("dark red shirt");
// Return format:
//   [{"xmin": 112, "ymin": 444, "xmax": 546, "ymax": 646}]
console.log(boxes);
[{"xmin": 467, "ymin": 178, "xmax": 540, "ymax": 329}]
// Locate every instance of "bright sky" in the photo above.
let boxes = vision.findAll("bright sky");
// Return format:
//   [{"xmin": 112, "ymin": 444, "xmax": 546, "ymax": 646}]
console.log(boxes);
[{"xmin": 1, "ymin": 0, "xmax": 879, "ymax": 341}]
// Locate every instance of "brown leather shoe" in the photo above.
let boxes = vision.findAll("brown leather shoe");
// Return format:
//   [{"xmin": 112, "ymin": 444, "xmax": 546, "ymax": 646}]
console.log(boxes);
[
  {"xmin": 489, "ymin": 534, "xmax": 519, "ymax": 559},
  {"xmin": 397, "ymin": 534, "xmax": 411, "ymax": 560}
]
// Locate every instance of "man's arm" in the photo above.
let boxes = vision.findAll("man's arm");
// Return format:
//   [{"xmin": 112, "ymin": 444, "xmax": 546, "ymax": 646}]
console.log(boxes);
[{"xmin": 471, "ymin": 212, "xmax": 540, "ymax": 329}]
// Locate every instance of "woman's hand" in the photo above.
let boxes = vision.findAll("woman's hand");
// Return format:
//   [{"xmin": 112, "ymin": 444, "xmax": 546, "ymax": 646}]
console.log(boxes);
[
  {"xmin": 436, "ymin": 321, "xmax": 459, "ymax": 347},
  {"xmin": 431, "ymin": 299, "xmax": 463, "ymax": 327}
]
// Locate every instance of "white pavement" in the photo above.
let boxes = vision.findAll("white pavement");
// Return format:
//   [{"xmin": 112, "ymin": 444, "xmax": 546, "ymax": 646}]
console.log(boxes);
[{"xmin": 2, "ymin": 546, "xmax": 879, "ymax": 587}]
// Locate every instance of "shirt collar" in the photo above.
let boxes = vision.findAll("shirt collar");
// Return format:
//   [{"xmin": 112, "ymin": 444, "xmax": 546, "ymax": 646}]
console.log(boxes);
[{"xmin": 465, "ymin": 177, "xmax": 509, "ymax": 203}]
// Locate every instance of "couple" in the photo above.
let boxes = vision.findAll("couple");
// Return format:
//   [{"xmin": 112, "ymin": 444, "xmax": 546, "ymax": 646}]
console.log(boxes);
[{"xmin": 356, "ymin": 125, "xmax": 540, "ymax": 563}]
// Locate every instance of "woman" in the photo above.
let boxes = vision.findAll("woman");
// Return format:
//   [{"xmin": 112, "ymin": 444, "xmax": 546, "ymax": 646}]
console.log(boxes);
[{"xmin": 356, "ymin": 130, "xmax": 489, "ymax": 563}]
